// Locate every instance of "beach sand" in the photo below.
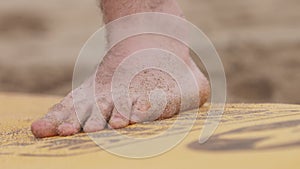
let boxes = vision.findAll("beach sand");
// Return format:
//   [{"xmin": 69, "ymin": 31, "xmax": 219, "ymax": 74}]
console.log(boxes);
[{"xmin": 0, "ymin": 92, "xmax": 300, "ymax": 168}]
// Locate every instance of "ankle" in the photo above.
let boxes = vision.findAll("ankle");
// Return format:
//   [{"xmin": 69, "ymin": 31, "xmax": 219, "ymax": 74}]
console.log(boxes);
[{"xmin": 100, "ymin": 0, "xmax": 183, "ymax": 23}]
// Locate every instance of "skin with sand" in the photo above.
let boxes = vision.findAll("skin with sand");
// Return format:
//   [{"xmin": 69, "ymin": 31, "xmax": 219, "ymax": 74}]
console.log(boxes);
[{"xmin": 31, "ymin": 0, "xmax": 210, "ymax": 138}]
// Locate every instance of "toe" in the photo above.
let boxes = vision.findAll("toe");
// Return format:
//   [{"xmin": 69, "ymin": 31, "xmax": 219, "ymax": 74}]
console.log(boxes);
[
  {"xmin": 31, "ymin": 103, "xmax": 70, "ymax": 138},
  {"xmin": 130, "ymin": 95, "xmax": 171, "ymax": 123},
  {"xmin": 83, "ymin": 120, "xmax": 106, "ymax": 133},
  {"xmin": 130, "ymin": 96, "xmax": 152, "ymax": 123},
  {"xmin": 57, "ymin": 113, "xmax": 81, "ymax": 136},
  {"xmin": 57, "ymin": 123, "xmax": 80, "ymax": 136},
  {"xmin": 83, "ymin": 105, "xmax": 109, "ymax": 133},
  {"xmin": 31, "ymin": 119, "xmax": 58, "ymax": 138},
  {"xmin": 108, "ymin": 108, "xmax": 130, "ymax": 129}
]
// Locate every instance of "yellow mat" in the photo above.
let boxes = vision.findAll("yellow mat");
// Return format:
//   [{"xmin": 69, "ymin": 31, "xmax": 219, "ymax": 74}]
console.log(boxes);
[{"xmin": 0, "ymin": 92, "xmax": 300, "ymax": 169}]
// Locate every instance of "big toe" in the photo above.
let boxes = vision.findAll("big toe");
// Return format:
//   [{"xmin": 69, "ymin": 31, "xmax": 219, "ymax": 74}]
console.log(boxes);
[{"xmin": 31, "ymin": 119, "xmax": 58, "ymax": 138}]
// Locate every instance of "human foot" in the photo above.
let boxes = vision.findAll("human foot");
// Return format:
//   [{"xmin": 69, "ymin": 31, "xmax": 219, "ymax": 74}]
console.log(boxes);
[{"xmin": 31, "ymin": 0, "xmax": 210, "ymax": 138}]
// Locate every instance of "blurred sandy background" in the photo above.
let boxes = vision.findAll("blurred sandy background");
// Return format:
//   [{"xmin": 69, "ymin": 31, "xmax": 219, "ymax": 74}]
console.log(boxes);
[{"xmin": 0, "ymin": 0, "xmax": 299, "ymax": 104}]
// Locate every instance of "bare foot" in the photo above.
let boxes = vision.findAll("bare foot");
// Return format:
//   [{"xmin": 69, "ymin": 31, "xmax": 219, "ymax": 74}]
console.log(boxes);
[{"xmin": 31, "ymin": 0, "xmax": 210, "ymax": 138}]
